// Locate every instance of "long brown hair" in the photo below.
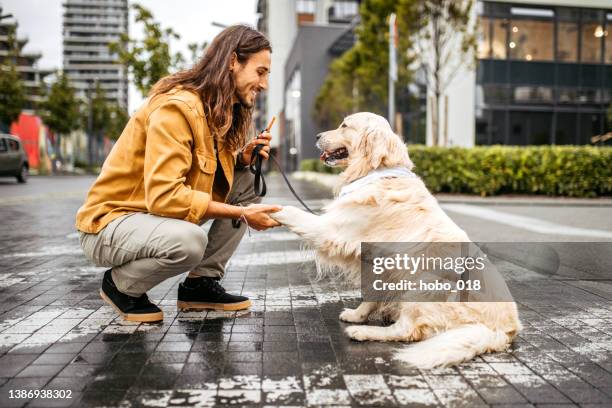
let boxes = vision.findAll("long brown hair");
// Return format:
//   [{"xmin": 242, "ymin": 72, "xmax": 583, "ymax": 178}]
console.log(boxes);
[{"xmin": 150, "ymin": 25, "xmax": 271, "ymax": 151}]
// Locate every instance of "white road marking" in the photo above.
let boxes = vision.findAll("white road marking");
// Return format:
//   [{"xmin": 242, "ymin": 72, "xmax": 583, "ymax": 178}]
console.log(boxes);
[{"xmin": 442, "ymin": 203, "xmax": 612, "ymax": 239}]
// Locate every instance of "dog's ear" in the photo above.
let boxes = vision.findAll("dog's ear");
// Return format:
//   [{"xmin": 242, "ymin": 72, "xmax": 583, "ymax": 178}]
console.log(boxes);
[{"xmin": 357, "ymin": 125, "xmax": 409, "ymax": 169}]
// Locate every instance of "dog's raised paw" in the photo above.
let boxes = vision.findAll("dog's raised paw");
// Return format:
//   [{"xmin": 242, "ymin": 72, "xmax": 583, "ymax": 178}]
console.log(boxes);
[
  {"xmin": 345, "ymin": 325, "xmax": 370, "ymax": 341},
  {"xmin": 339, "ymin": 308, "xmax": 367, "ymax": 323}
]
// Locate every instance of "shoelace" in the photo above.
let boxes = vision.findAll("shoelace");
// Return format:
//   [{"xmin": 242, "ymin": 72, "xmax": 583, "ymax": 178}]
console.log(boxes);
[{"xmin": 207, "ymin": 280, "xmax": 225, "ymax": 295}]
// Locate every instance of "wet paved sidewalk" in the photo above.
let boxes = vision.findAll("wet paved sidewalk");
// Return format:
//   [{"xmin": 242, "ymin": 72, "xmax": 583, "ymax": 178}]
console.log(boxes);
[{"xmin": 0, "ymin": 175, "xmax": 611, "ymax": 407}]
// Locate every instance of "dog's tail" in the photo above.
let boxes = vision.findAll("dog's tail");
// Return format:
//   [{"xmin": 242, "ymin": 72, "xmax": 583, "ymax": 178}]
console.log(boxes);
[{"xmin": 394, "ymin": 324, "xmax": 510, "ymax": 369}]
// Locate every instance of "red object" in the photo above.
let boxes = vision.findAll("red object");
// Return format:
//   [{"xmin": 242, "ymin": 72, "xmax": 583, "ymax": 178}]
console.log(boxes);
[{"xmin": 10, "ymin": 112, "xmax": 44, "ymax": 169}]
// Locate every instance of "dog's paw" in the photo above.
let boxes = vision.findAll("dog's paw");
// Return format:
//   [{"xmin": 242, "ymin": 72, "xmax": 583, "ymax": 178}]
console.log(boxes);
[
  {"xmin": 345, "ymin": 325, "xmax": 371, "ymax": 341},
  {"xmin": 339, "ymin": 308, "xmax": 368, "ymax": 323},
  {"xmin": 269, "ymin": 205, "xmax": 301, "ymax": 225}
]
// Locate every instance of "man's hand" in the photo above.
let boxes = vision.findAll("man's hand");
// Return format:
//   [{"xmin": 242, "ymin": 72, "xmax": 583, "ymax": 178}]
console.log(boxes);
[
  {"xmin": 242, "ymin": 203, "xmax": 282, "ymax": 231},
  {"xmin": 240, "ymin": 131, "xmax": 272, "ymax": 166}
]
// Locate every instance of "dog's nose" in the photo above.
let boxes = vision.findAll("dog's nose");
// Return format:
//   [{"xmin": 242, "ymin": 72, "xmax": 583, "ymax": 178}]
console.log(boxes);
[{"xmin": 316, "ymin": 133, "xmax": 322, "ymax": 141}]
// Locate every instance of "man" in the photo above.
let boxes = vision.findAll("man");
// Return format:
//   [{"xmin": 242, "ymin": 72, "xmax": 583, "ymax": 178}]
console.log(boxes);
[{"xmin": 76, "ymin": 25, "xmax": 281, "ymax": 323}]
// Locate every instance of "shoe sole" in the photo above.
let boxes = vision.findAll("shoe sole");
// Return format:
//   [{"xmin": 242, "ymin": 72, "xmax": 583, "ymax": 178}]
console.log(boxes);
[
  {"xmin": 177, "ymin": 299, "xmax": 252, "ymax": 312},
  {"xmin": 100, "ymin": 289, "xmax": 163, "ymax": 323}
]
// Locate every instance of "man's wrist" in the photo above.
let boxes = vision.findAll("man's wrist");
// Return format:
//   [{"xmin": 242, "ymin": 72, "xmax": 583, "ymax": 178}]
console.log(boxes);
[{"xmin": 236, "ymin": 149, "xmax": 249, "ymax": 168}]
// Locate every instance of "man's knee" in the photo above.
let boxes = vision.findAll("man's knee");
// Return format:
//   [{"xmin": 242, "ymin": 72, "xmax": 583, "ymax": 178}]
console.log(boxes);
[{"xmin": 163, "ymin": 223, "xmax": 207, "ymax": 268}]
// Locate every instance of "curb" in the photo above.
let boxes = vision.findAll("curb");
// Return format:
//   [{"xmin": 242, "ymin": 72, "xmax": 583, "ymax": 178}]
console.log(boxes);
[{"xmin": 291, "ymin": 171, "xmax": 612, "ymax": 207}]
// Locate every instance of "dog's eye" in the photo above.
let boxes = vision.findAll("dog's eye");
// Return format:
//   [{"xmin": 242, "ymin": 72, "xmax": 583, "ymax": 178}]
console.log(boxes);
[{"xmin": 340, "ymin": 123, "xmax": 347, "ymax": 128}]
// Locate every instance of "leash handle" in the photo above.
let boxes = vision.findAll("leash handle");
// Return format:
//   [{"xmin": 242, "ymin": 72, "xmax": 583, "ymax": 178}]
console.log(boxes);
[
  {"xmin": 233, "ymin": 116, "xmax": 315, "ymax": 229},
  {"xmin": 249, "ymin": 116, "xmax": 276, "ymax": 197}
]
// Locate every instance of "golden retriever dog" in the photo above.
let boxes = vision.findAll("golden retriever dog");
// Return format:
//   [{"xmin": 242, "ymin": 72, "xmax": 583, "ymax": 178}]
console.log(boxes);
[{"xmin": 271, "ymin": 112, "xmax": 522, "ymax": 368}]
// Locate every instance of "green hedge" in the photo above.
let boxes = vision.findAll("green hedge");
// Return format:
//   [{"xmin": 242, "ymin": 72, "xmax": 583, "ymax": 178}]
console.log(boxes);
[{"xmin": 300, "ymin": 145, "xmax": 612, "ymax": 197}]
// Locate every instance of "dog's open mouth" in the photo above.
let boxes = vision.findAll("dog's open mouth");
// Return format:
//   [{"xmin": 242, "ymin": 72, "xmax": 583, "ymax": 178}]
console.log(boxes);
[{"xmin": 320, "ymin": 147, "xmax": 348, "ymax": 165}]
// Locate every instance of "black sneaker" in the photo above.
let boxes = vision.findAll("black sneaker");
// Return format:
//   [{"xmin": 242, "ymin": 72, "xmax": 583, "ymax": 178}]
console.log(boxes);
[
  {"xmin": 99, "ymin": 269, "xmax": 163, "ymax": 323},
  {"xmin": 177, "ymin": 277, "xmax": 251, "ymax": 311}
]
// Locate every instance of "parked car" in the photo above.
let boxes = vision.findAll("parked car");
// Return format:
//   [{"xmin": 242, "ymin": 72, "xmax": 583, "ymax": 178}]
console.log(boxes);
[{"xmin": 0, "ymin": 133, "xmax": 29, "ymax": 183}]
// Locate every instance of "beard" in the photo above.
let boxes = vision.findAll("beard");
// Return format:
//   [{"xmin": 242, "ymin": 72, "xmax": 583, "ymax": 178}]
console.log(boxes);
[{"xmin": 235, "ymin": 90, "xmax": 253, "ymax": 109}]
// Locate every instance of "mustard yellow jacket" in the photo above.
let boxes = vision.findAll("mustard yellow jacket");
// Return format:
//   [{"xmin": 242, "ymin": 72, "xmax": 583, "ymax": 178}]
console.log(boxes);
[{"xmin": 76, "ymin": 87, "xmax": 238, "ymax": 234}]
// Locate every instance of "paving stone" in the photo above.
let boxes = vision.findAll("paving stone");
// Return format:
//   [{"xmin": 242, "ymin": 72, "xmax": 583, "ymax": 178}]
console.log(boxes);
[{"xmin": 0, "ymin": 175, "xmax": 611, "ymax": 407}]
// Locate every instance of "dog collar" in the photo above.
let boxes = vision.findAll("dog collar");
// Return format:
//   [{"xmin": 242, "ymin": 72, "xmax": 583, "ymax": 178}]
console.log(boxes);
[{"xmin": 339, "ymin": 167, "xmax": 416, "ymax": 197}]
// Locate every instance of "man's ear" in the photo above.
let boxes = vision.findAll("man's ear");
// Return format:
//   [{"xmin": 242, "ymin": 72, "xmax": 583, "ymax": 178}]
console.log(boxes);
[{"xmin": 229, "ymin": 52, "xmax": 238, "ymax": 72}]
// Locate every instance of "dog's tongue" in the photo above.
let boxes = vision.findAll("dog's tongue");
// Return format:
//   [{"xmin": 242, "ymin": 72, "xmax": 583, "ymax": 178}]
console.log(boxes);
[{"xmin": 319, "ymin": 152, "xmax": 327, "ymax": 161}]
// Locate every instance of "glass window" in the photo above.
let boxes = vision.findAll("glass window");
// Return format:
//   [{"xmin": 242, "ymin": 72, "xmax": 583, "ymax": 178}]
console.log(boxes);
[
  {"xmin": 492, "ymin": 19, "xmax": 508, "ymax": 59},
  {"xmin": 509, "ymin": 111, "xmax": 552, "ymax": 145},
  {"xmin": 529, "ymin": 112, "xmax": 553, "ymax": 145},
  {"xmin": 491, "ymin": 110, "xmax": 507, "ymax": 144},
  {"xmin": 557, "ymin": 21, "xmax": 578, "ymax": 61},
  {"xmin": 0, "ymin": 139, "xmax": 7, "ymax": 153},
  {"xmin": 581, "ymin": 22, "xmax": 603, "ymax": 63},
  {"xmin": 578, "ymin": 113, "xmax": 602, "ymax": 144},
  {"xmin": 509, "ymin": 20, "xmax": 554, "ymax": 61},
  {"xmin": 7, "ymin": 139, "xmax": 19, "ymax": 151},
  {"xmin": 478, "ymin": 17, "xmax": 491, "ymax": 58},
  {"xmin": 606, "ymin": 22, "xmax": 612, "ymax": 64},
  {"xmin": 555, "ymin": 112, "xmax": 577, "ymax": 144},
  {"xmin": 296, "ymin": 0, "xmax": 316, "ymax": 14},
  {"xmin": 484, "ymin": 84, "xmax": 511, "ymax": 104},
  {"xmin": 509, "ymin": 111, "xmax": 529, "ymax": 145},
  {"xmin": 557, "ymin": 87, "xmax": 578, "ymax": 104},
  {"xmin": 513, "ymin": 86, "xmax": 553, "ymax": 103}
]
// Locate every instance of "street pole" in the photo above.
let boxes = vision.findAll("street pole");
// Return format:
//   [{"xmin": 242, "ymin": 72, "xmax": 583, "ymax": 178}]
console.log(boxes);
[
  {"xmin": 87, "ymin": 80, "xmax": 93, "ymax": 166},
  {"xmin": 388, "ymin": 13, "xmax": 397, "ymax": 131}
]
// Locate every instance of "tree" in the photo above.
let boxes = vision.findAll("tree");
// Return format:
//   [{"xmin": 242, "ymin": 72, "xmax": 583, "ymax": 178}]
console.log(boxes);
[
  {"xmin": 314, "ymin": 0, "xmax": 418, "ymax": 130},
  {"xmin": 106, "ymin": 104, "xmax": 129, "ymax": 141},
  {"xmin": 186, "ymin": 41, "xmax": 208, "ymax": 67},
  {"xmin": 38, "ymin": 72, "xmax": 81, "ymax": 165},
  {"xmin": 408, "ymin": 0, "xmax": 477, "ymax": 146},
  {"xmin": 0, "ymin": 24, "xmax": 26, "ymax": 130},
  {"xmin": 109, "ymin": 4, "xmax": 183, "ymax": 97}
]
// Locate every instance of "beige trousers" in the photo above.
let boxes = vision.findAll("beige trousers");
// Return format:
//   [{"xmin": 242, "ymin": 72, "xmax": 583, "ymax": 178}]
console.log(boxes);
[{"xmin": 79, "ymin": 167, "xmax": 261, "ymax": 296}]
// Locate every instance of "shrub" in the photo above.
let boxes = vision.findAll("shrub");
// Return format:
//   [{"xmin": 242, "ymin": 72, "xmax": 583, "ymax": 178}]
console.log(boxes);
[{"xmin": 300, "ymin": 145, "xmax": 612, "ymax": 197}]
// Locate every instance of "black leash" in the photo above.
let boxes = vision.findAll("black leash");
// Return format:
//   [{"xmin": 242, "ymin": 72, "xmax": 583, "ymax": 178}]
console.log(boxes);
[
  {"xmin": 231, "ymin": 142, "xmax": 317, "ymax": 229},
  {"xmin": 249, "ymin": 143, "xmax": 316, "ymax": 215}
]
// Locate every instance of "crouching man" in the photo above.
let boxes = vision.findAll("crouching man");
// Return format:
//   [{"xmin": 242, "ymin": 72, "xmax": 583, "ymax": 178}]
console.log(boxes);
[{"xmin": 75, "ymin": 25, "xmax": 281, "ymax": 322}]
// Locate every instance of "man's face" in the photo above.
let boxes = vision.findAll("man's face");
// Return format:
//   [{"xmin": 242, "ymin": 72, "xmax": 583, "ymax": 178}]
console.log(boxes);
[{"xmin": 231, "ymin": 49, "xmax": 271, "ymax": 108}]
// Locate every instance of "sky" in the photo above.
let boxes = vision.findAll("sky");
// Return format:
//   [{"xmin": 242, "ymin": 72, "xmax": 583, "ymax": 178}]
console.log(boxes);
[{"xmin": 1, "ymin": 0, "xmax": 258, "ymax": 112}]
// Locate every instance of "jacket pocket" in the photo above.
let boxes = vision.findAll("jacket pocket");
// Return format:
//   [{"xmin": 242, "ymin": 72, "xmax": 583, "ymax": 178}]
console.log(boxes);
[{"xmin": 196, "ymin": 150, "xmax": 217, "ymax": 175}]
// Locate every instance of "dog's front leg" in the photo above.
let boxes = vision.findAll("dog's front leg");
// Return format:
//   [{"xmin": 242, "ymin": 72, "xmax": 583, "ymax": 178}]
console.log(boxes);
[
  {"xmin": 345, "ymin": 314, "xmax": 416, "ymax": 342},
  {"xmin": 270, "ymin": 205, "xmax": 325, "ymax": 245},
  {"xmin": 339, "ymin": 302, "xmax": 377, "ymax": 324}
]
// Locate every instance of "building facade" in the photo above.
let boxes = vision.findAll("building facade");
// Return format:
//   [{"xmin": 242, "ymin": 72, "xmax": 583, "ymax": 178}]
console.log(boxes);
[
  {"xmin": 62, "ymin": 0, "xmax": 128, "ymax": 108},
  {"xmin": 476, "ymin": 0, "xmax": 611, "ymax": 145},
  {"xmin": 257, "ymin": 0, "xmax": 360, "ymax": 170}
]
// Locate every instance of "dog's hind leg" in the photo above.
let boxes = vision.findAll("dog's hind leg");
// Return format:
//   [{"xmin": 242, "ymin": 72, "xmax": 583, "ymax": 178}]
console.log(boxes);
[
  {"xmin": 345, "ymin": 314, "xmax": 417, "ymax": 342},
  {"xmin": 339, "ymin": 302, "xmax": 377, "ymax": 323}
]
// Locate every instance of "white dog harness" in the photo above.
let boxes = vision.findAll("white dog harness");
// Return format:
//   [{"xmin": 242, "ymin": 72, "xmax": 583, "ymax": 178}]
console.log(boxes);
[{"xmin": 339, "ymin": 167, "xmax": 417, "ymax": 198}]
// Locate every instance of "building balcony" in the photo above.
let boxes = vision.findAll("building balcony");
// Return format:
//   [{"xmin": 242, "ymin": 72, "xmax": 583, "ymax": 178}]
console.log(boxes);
[
  {"xmin": 64, "ymin": 25, "xmax": 124, "ymax": 34},
  {"xmin": 63, "ymin": 35, "xmax": 119, "ymax": 44},
  {"xmin": 64, "ymin": 63, "xmax": 121, "ymax": 70},
  {"xmin": 63, "ymin": 16, "xmax": 126, "ymax": 25},
  {"xmin": 63, "ymin": 44, "xmax": 112, "ymax": 53},
  {"xmin": 63, "ymin": 72, "xmax": 123, "ymax": 80},
  {"xmin": 63, "ymin": 8, "xmax": 125, "ymax": 17},
  {"xmin": 63, "ymin": 1, "xmax": 127, "ymax": 10},
  {"xmin": 64, "ymin": 55, "xmax": 119, "ymax": 62}
]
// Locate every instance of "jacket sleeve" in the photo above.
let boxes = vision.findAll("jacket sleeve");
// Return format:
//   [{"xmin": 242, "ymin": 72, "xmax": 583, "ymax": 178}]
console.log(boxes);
[{"xmin": 143, "ymin": 99, "xmax": 210, "ymax": 223}]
